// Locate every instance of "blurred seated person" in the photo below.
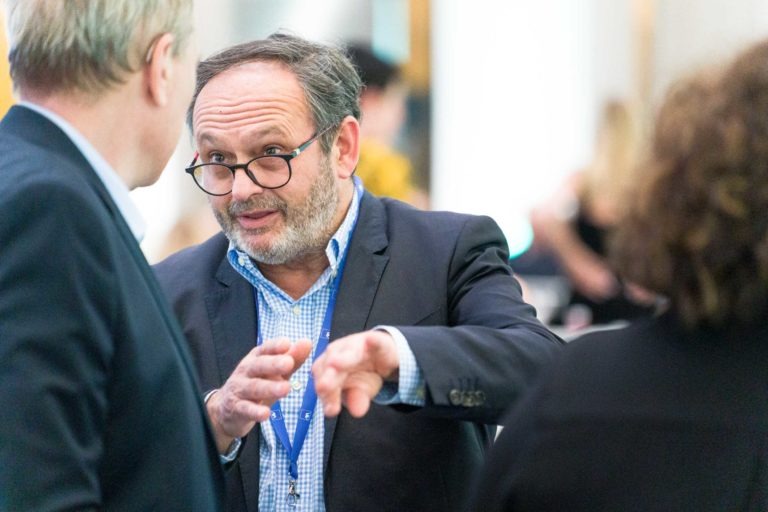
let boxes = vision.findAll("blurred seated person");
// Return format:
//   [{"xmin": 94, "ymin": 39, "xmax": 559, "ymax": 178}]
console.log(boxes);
[
  {"xmin": 530, "ymin": 100, "xmax": 655, "ymax": 327},
  {"xmin": 347, "ymin": 44, "xmax": 429, "ymax": 208},
  {"xmin": 472, "ymin": 39, "xmax": 768, "ymax": 511}
]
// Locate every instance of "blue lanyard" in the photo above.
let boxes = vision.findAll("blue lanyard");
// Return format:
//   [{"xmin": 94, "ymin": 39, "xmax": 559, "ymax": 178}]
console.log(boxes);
[
  {"xmin": 252, "ymin": 179, "xmax": 362, "ymax": 498},
  {"xmin": 254, "ymin": 264, "xmax": 345, "ymax": 482}
]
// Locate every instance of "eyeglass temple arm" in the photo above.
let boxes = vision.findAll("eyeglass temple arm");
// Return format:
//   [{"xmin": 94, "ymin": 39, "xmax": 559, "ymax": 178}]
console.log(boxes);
[
  {"xmin": 291, "ymin": 140, "xmax": 313, "ymax": 158},
  {"xmin": 187, "ymin": 152, "xmax": 199, "ymax": 167},
  {"xmin": 292, "ymin": 127, "xmax": 330, "ymax": 157}
]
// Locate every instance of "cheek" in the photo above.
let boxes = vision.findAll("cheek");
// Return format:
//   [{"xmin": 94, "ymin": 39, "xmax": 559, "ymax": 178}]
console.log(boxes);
[{"xmin": 209, "ymin": 196, "xmax": 230, "ymax": 214}]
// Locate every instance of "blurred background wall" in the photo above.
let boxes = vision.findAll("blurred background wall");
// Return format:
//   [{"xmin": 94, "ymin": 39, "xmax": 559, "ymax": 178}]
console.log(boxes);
[
  {"xmin": 4, "ymin": 0, "xmax": 763, "ymax": 261},
  {"xmin": 133, "ymin": 0, "xmax": 768, "ymax": 261}
]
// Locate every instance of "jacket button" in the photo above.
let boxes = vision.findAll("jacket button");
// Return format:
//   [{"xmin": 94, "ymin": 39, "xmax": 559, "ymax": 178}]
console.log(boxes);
[{"xmin": 449, "ymin": 389, "xmax": 463, "ymax": 406}]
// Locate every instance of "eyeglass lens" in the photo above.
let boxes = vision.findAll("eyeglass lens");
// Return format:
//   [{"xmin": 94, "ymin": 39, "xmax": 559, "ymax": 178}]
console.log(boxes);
[{"xmin": 193, "ymin": 157, "xmax": 290, "ymax": 194}]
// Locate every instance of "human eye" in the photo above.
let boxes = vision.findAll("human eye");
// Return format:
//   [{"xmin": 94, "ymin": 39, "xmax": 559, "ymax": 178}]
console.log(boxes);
[
  {"xmin": 263, "ymin": 145, "xmax": 285, "ymax": 156},
  {"xmin": 208, "ymin": 151, "xmax": 224, "ymax": 164},
  {"xmin": 204, "ymin": 151, "xmax": 226, "ymax": 164}
]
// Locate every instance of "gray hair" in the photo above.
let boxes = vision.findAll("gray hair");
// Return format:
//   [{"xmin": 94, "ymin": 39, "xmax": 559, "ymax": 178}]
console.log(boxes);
[
  {"xmin": 188, "ymin": 32, "xmax": 362, "ymax": 154},
  {"xmin": 4, "ymin": 0, "xmax": 194, "ymax": 96}
]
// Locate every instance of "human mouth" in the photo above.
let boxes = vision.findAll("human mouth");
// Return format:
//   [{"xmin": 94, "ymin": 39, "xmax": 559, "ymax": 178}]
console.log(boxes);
[{"xmin": 235, "ymin": 209, "xmax": 279, "ymax": 230}]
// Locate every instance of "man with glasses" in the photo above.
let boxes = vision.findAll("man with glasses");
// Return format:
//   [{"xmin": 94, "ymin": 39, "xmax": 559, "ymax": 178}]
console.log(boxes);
[
  {"xmin": 155, "ymin": 32, "xmax": 561, "ymax": 512},
  {"xmin": 0, "ymin": 1, "xmax": 223, "ymax": 510}
]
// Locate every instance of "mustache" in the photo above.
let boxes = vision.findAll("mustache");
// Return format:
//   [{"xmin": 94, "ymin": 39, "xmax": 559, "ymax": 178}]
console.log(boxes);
[{"xmin": 228, "ymin": 195, "xmax": 287, "ymax": 216}]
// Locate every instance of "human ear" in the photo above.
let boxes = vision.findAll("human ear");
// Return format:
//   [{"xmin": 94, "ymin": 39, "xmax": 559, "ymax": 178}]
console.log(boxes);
[
  {"xmin": 333, "ymin": 115, "xmax": 360, "ymax": 179},
  {"xmin": 144, "ymin": 33, "xmax": 176, "ymax": 107}
]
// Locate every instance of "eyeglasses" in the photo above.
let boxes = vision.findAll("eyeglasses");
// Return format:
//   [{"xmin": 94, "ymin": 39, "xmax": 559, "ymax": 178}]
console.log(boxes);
[{"xmin": 185, "ymin": 127, "xmax": 332, "ymax": 196}]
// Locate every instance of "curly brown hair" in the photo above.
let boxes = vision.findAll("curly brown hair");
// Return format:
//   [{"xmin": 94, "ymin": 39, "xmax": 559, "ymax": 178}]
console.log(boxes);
[{"xmin": 610, "ymin": 39, "xmax": 768, "ymax": 328}]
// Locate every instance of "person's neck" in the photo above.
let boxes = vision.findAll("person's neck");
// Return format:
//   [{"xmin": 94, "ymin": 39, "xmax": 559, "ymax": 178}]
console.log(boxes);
[
  {"xmin": 257, "ymin": 250, "xmax": 331, "ymax": 300},
  {"xmin": 256, "ymin": 181, "xmax": 356, "ymax": 300},
  {"xmin": 21, "ymin": 82, "xmax": 147, "ymax": 190}
]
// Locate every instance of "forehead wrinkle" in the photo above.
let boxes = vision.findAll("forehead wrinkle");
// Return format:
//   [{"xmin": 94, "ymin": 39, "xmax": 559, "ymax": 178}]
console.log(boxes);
[
  {"xmin": 195, "ymin": 94, "xmax": 309, "ymax": 122},
  {"xmin": 195, "ymin": 104, "xmax": 311, "ymax": 142},
  {"xmin": 194, "ymin": 64, "xmax": 312, "ymax": 142}
]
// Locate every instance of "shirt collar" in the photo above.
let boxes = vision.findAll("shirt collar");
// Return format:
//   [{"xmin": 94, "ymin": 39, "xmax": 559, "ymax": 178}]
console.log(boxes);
[
  {"xmin": 228, "ymin": 176, "xmax": 363, "ymax": 290},
  {"xmin": 19, "ymin": 101, "xmax": 147, "ymax": 241}
]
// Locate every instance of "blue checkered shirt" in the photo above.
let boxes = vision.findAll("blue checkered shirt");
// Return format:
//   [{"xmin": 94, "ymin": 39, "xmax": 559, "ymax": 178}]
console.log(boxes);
[{"xmin": 227, "ymin": 181, "xmax": 425, "ymax": 511}]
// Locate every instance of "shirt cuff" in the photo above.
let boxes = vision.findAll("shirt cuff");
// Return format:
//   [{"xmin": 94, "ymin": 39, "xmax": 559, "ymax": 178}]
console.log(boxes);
[
  {"xmin": 219, "ymin": 436, "xmax": 242, "ymax": 464},
  {"xmin": 373, "ymin": 326, "xmax": 426, "ymax": 407}
]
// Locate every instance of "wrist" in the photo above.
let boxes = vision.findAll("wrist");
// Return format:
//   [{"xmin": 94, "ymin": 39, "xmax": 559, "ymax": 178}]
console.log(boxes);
[
  {"xmin": 204, "ymin": 389, "xmax": 237, "ymax": 454},
  {"xmin": 372, "ymin": 328, "xmax": 401, "ymax": 382}
]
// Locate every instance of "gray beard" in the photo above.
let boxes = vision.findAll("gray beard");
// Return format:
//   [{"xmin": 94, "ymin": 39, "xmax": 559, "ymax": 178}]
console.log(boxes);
[{"xmin": 213, "ymin": 159, "xmax": 340, "ymax": 265}]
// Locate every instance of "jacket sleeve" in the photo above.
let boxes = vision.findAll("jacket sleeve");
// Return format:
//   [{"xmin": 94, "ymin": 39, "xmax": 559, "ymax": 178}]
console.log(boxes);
[
  {"xmin": 0, "ymin": 180, "xmax": 114, "ymax": 511},
  {"xmin": 397, "ymin": 214, "xmax": 563, "ymax": 423}
]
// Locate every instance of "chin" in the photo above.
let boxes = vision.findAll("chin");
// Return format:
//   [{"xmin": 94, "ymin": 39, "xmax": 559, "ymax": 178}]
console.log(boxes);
[{"xmin": 129, "ymin": 167, "xmax": 164, "ymax": 190}]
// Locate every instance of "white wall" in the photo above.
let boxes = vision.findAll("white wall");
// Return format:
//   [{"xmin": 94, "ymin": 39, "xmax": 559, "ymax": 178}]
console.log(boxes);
[
  {"xmin": 430, "ymin": 0, "xmax": 768, "ymax": 256},
  {"xmin": 134, "ymin": 0, "xmax": 768, "ymax": 261},
  {"xmin": 431, "ymin": 1, "xmax": 596, "ymax": 255},
  {"xmin": 653, "ymin": 0, "xmax": 768, "ymax": 103}
]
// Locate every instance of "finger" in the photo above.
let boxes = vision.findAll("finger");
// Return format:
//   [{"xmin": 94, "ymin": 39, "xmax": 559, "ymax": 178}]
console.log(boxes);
[
  {"xmin": 255, "ymin": 337, "xmax": 292, "ymax": 356},
  {"xmin": 313, "ymin": 365, "xmax": 344, "ymax": 415},
  {"xmin": 288, "ymin": 339, "xmax": 313, "ymax": 373},
  {"xmin": 321, "ymin": 383, "xmax": 343, "ymax": 417},
  {"xmin": 319, "ymin": 342, "xmax": 366, "ymax": 374},
  {"xmin": 243, "ymin": 353, "xmax": 295, "ymax": 378},
  {"xmin": 313, "ymin": 364, "xmax": 345, "ymax": 397},
  {"xmin": 230, "ymin": 399, "xmax": 272, "ymax": 425},
  {"xmin": 343, "ymin": 387, "xmax": 372, "ymax": 418},
  {"xmin": 239, "ymin": 378, "xmax": 291, "ymax": 405}
]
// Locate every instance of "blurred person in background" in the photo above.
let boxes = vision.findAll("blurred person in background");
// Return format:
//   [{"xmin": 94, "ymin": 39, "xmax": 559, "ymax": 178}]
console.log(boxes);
[
  {"xmin": 472, "ymin": 39, "xmax": 768, "ymax": 511},
  {"xmin": 530, "ymin": 100, "xmax": 656, "ymax": 328},
  {"xmin": 346, "ymin": 43, "xmax": 429, "ymax": 209},
  {"xmin": 154, "ymin": 32, "xmax": 561, "ymax": 512},
  {"xmin": 0, "ymin": 1, "xmax": 224, "ymax": 510}
]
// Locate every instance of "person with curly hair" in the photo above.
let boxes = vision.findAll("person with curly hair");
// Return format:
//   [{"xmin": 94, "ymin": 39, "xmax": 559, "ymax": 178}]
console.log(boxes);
[{"xmin": 471, "ymin": 39, "xmax": 768, "ymax": 511}]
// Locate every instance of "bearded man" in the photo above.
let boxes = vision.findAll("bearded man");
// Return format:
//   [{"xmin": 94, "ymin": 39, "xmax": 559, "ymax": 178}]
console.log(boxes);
[{"xmin": 154, "ymin": 32, "xmax": 562, "ymax": 512}]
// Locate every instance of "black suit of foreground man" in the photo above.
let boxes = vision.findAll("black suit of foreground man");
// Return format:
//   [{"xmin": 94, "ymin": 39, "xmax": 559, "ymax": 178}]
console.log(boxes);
[{"xmin": 0, "ymin": 1, "xmax": 223, "ymax": 510}]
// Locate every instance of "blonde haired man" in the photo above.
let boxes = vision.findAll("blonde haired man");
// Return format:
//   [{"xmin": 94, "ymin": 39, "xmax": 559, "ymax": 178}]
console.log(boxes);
[{"xmin": 0, "ymin": 1, "xmax": 223, "ymax": 510}]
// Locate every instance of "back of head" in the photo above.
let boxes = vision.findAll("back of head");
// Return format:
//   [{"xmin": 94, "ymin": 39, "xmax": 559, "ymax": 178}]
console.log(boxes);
[
  {"xmin": 611, "ymin": 39, "xmax": 768, "ymax": 328},
  {"xmin": 4, "ymin": 0, "xmax": 193, "ymax": 97},
  {"xmin": 189, "ymin": 32, "xmax": 362, "ymax": 154},
  {"xmin": 346, "ymin": 44, "xmax": 400, "ymax": 91}
]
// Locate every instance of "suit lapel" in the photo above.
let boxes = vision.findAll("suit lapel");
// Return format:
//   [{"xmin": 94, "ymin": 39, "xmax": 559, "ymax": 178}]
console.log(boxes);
[
  {"xmin": 323, "ymin": 193, "xmax": 390, "ymax": 471},
  {"xmin": 207, "ymin": 258, "xmax": 258, "ymax": 381},
  {"xmin": 208, "ymin": 257, "xmax": 261, "ymax": 512}
]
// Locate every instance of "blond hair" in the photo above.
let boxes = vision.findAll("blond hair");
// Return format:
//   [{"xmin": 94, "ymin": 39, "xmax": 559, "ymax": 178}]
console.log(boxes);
[
  {"xmin": 582, "ymin": 100, "xmax": 640, "ymax": 220},
  {"xmin": 4, "ymin": 0, "xmax": 193, "ymax": 96}
]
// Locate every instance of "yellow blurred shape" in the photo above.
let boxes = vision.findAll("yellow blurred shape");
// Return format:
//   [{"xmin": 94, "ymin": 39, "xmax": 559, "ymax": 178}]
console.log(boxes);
[{"xmin": 0, "ymin": 11, "xmax": 14, "ymax": 117}]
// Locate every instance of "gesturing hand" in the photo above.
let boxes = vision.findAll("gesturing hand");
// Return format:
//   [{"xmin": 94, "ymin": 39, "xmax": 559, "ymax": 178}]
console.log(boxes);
[
  {"xmin": 312, "ymin": 330, "xmax": 399, "ymax": 418},
  {"xmin": 207, "ymin": 338, "xmax": 312, "ymax": 453}
]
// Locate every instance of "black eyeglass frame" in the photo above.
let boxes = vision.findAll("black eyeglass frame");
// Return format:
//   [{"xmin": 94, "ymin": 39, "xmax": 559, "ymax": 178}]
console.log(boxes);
[{"xmin": 185, "ymin": 127, "xmax": 332, "ymax": 196}]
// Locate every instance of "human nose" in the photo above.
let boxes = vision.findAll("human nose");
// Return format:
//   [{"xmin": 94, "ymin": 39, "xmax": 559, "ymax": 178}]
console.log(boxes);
[{"xmin": 230, "ymin": 166, "xmax": 264, "ymax": 201}]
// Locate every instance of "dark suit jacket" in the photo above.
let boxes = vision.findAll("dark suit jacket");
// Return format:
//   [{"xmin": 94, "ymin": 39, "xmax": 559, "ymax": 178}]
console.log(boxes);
[
  {"xmin": 472, "ymin": 312, "xmax": 768, "ymax": 511},
  {"xmin": 154, "ymin": 193, "xmax": 562, "ymax": 512},
  {"xmin": 0, "ymin": 106, "xmax": 224, "ymax": 511}
]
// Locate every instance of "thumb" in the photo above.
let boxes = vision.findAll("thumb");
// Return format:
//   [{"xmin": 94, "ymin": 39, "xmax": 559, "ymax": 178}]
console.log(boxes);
[{"xmin": 288, "ymin": 339, "xmax": 313, "ymax": 373}]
